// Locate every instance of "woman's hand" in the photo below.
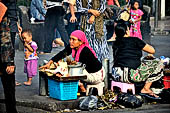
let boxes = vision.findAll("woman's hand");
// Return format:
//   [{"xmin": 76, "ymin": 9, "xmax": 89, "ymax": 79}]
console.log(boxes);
[
  {"xmin": 70, "ymin": 15, "xmax": 77, "ymax": 23},
  {"xmin": 88, "ymin": 15, "xmax": 95, "ymax": 24},
  {"xmin": 6, "ymin": 66, "xmax": 15, "ymax": 74},
  {"xmin": 39, "ymin": 60, "xmax": 53, "ymax": 70},
  {"xmin": 88, "ymin": 9, "xmax": 100, "ymax": 17}
]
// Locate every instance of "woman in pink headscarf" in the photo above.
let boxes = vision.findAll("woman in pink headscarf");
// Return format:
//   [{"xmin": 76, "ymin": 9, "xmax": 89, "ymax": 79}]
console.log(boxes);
[{"xmin": 40, "ymin": 30, "xmax": 105, "ymax": 93}]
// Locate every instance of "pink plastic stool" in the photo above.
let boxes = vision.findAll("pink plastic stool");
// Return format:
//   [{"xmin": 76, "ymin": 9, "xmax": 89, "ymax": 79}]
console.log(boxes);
[{"xmin": 111, "ymin": 81, "xmax": 135, "ymax": 94}]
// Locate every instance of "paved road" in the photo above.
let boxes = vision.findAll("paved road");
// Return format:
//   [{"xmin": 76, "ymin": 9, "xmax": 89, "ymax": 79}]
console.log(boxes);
[
  {"xmin": 1, "ymin": 103, "xmax": 170, "ymax": 113},
  {"xmin": 0, "ymin": 16, "xmax": 170, "ymax": 112}
]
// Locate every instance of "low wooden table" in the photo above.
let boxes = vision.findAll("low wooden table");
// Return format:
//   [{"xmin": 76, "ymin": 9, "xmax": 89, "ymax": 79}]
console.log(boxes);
[{"xmin": 52, "ymin": 75, "xmax": 87, "ymax": 81}]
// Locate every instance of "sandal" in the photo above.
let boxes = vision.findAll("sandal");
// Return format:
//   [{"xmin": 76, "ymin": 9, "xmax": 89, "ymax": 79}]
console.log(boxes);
[{"xmin": 139, "ymin": 93, "xmax": 161, "ymax": 100}]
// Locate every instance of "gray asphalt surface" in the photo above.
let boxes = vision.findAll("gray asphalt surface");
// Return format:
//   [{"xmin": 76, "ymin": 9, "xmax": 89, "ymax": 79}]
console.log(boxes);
[{"xmin": 0, "ymin": 17, "xmax": 170, "ymax": 113}]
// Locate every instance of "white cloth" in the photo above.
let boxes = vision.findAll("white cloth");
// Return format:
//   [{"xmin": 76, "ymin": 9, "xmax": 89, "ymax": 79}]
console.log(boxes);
[
  {"xmin": 83, "ymin": 67, "xmax": 105, "ymax": 85},
  {"xmin": 46, "ymin": 1, "xmax": 63, "ymax": 9}
]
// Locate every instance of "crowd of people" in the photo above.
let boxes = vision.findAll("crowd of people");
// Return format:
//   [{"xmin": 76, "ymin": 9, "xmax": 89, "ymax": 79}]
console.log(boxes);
[{"xmin": 0, "ymin": 0, "xmax": 165, "ymax": 113}]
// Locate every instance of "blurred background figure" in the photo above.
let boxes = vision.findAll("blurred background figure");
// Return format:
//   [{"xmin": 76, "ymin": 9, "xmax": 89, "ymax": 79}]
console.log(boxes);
[
  {"xmin": 30, "ymin": 0, "xmax": 47, "ymax": 22},
  {"xmin": 40, "ymin": 0, "xmax": 69, "ymax": 54},
  {"xmin": 65, "ymin": 0, "xmax": 81, "ymax": 36}
]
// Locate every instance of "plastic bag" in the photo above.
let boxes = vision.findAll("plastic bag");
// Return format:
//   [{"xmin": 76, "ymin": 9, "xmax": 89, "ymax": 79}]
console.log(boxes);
[
  {"xmin": 116, "ymin": 93, "xmax": 143, "ymax": 108},
  {"xmin": 79, "ymin": 95, "xmax": 98, "ymax": 110},
  {"xmin": 159, "ymin": 89, "xmax": 170, "ymax": 104}
]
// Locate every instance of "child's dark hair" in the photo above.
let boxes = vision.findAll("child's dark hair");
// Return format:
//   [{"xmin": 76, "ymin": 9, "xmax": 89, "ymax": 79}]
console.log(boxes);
[
  {"xmin": 21, "ymin": 29, "xmax": 32, "ymax": 36},
  {"xmin": 131, "ymin": 0, "xmax": 140, "ymax": 10},
  {"xmin": 115, "ymin": 19, "xmax": 128, "ymax": 38}
]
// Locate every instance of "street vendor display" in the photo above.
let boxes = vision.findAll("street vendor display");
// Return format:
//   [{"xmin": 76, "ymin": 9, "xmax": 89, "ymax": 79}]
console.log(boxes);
[
  {"xmin": 112, "ymin": 20, "xmax": 164, "ymax": 100},
  {"xmin": 39, "ymin": 30, "xmax": 106, "ymax": 97}
]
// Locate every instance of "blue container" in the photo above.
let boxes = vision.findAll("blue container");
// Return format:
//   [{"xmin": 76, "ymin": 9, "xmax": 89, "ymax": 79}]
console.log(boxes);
[{"xmin": 48, "ymin": 79, "xmax": 78, "ymax": 100}]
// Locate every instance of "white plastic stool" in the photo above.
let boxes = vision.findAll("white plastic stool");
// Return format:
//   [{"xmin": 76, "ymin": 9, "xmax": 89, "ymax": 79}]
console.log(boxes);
[
  {"xmin": 111, "ymin": 81, "xmax": 135, "ymax": 94},
  {"xmin": 86, "ymin": 82, "xmax": 105, "ymax": 96}
]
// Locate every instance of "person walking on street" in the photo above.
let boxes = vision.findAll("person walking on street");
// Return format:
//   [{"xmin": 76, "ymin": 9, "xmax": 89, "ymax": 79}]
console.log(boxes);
[
  {"xmin": 41, "ymin": 0, "xmax": 69, "ymax": 54},
  {"xmin": 6, "ymin": 0, "xmax": 22, "ymax": 86},
  {"xmin": 0, "ymin": 0, "xmax": 18, "ymax": 112},
  {"xmin": 65, "ymin": 0, "xmax": 81, "ymax": 36}
]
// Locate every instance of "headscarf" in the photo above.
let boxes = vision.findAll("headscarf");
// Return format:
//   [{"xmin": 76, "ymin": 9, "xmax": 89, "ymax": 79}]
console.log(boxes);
[{"xmin": 71, "ymin": 30, "xmax": 97, "ymax": 62}]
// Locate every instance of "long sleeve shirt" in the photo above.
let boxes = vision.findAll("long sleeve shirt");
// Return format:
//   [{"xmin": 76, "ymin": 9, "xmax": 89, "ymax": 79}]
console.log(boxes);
[
  {"xmin": 76, "ymin": 0, "xmax": 106, "ymax": 15},
  {"xmin": 0, "ymin": 0, "xmax": 15, "ymax": 66},
  {"xmin": 51, "ymin": 45, "xmax": 102, "ymax": 73}
]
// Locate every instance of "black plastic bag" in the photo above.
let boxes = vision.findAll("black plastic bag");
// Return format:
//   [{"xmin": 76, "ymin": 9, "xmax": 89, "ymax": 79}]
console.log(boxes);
[
  {"xmin": 116, "ymin": 93, "xmax": 143, "ymax": 108},
  {"xmin": 79, "ymin": 95, "xmax": 98, "ymax": 110},
  {"xmin": 159, "ymin": 89, "xmax": 170, "ymax": 104}
]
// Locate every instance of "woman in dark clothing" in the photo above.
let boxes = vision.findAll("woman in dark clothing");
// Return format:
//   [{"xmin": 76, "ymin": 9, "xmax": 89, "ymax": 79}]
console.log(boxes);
[
  {"xmin": 40, "ymin": 30, "xmax": 105, "ymax": 91},
  {"xmin": 112, "ymin": 20, "xmax": 164, "ymax": 99},
  {"xmin": 0, "ymin": 0, "xmax": 18, "ymax": 112}
]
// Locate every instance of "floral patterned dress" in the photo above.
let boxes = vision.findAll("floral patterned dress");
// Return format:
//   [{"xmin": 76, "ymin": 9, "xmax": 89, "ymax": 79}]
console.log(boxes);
[
  {"xmin": 130, "ymin": 9, "xmax": 144, "ymax": 40},
  {"xmin": 76, "ymin": 0, "xmax": 110, "ymax": 62}
]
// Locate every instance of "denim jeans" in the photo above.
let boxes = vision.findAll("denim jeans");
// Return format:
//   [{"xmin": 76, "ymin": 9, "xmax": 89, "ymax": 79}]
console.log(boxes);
[
  {"xmin": 43, "ymin": 8, "xmax": 69, "ymax": 53},
  {"xmin": 65, "ymin": 12, "xmax": 81, "ymax": 36}
]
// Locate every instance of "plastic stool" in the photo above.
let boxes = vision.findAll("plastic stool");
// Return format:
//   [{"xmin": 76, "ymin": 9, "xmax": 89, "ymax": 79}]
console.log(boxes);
[
  {"xmin": 86, "ymin": 82, "xmax": 104, "ymax": 96},
  {"xmin": 111, "ymin": 81, "xmax": 135, "ymax": 94}
]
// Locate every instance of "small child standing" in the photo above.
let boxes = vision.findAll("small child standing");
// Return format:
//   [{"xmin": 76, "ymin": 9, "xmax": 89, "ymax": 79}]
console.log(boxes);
[
  {"xmin": 130, "ymin": 0, "xmax": 144, "ymax": 40},
  {"xmin": 21, "ymin": 29, "xmax": 38, "ymax": 86}
]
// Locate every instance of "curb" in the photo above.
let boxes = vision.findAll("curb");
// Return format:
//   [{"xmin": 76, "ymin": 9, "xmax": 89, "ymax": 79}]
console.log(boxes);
[
  {"xmin": 151, "ymin": 30, "xmax": 169, "ymax": 36},
  {"xmin": 0, "ymin": 98, "xmax": 80, "ymax": 112}
]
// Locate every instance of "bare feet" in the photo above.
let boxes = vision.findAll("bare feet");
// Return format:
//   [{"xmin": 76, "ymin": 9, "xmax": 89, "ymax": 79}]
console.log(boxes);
[
  {"xmin": 141, "ymin": 88, "xmax": 153, "ymax": 94},
  {"xmin": 54, "ymin": 38, "xmax": 64, "ymax": 47},
  {"xmin": 24, "ymin": 81, "xmax": 31, "ymax": 86},
  {"xmin": 15, "ymin": 81, "xmax": 21, "ymax": 86},
  {"xmin": 79, "ymin": 82, "xmax": 86, "ymax": 92},
  {"xmin": 140, "ymin": 89, "xmax": 160, "ymax": 98}
]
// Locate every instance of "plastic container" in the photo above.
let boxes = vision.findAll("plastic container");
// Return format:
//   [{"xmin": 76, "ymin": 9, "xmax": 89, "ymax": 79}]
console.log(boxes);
[
  {"xmin": 111, "ymin": 81, "xmax": 135, "ymax": 94},
  {"xmin": 48, "ymin": 79, "xmax": 78, "ymax": 100},
  {"xmin": 163, "ymin": 76, "xmax": 170, "ymax": 89}
]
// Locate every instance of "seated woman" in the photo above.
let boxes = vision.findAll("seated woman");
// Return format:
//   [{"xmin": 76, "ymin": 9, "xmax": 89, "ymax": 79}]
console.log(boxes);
[
  {"xmin": 112, "ymin": 20, "xmax": 164, "ymax": 99},
  {"xmin": 39, "ymin": 30, "xmax": 105, "ymax": 93}
]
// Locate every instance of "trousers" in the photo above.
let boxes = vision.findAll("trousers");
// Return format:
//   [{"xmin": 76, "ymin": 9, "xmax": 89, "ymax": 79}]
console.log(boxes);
[{"xmin": 0, "ymin": 63, "xmax": 17, "ymax": 113}]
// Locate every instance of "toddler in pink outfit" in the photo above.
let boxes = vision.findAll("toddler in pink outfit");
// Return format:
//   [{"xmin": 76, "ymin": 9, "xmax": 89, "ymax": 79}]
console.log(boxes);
[
  {"xmin": 130, "ymin": 0, "xmax": 144, "ymax": 40},
  {"xmin": 21, "ymin": 29, "xmax": 39, "ymax": 86}
]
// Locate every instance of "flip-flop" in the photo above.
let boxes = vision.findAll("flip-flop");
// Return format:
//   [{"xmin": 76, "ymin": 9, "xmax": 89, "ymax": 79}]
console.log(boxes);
[{"xmin": 139, "ymin": 93, "xmax": 161, "ymax": 100}]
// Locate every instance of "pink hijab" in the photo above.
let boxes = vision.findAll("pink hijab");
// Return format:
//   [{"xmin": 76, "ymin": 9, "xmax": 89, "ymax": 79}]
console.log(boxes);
[{"xmin": 70, "ymin": 30, "xmax": 97, "ymax": 62}]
